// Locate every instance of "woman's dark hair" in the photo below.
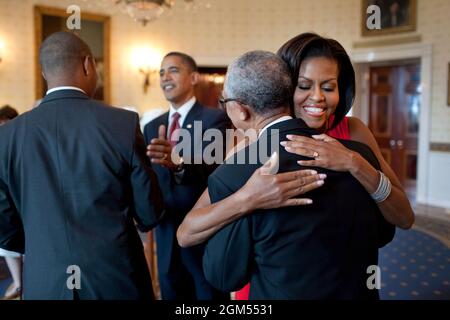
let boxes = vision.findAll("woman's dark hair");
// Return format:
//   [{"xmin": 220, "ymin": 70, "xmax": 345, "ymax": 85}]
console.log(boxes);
[
  {"xmin": 277, "ymin": 33, "xmax": 355, "ymax": 129},
  {"xmin": 0, "ymin": 105, "xmax": 18, "ymax": 120}
]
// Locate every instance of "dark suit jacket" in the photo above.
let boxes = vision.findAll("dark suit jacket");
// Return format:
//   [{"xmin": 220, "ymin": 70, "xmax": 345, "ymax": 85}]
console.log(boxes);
[
  {"xmin": 143, "ymin": 102, "xmax": 230, "ymax": 275},
  {"xmin": 203, "ymin": 118, "xmax": 395, "ymax": 300},
  {"xmin": 0, "ymin": 89, "xmax": 164, "ymax": 300}
]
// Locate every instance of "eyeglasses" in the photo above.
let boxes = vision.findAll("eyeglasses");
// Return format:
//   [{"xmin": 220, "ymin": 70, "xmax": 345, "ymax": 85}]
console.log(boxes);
[{"xmin": 218, "ymin": 97, "xmax": 242, "ymax": 110}]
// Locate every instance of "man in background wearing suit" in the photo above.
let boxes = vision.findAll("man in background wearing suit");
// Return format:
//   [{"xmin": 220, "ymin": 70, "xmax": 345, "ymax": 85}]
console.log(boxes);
[
  {"xmin": 0, "ymin": 31, "xmax": 164, "ymax": 300},
  {"xmin": 144, "ymin": 52, "xmax": 230, "ymax": 300},
  {"xmin": 203, "ymin": 51, "xmax": 394, "ymax": 299}
]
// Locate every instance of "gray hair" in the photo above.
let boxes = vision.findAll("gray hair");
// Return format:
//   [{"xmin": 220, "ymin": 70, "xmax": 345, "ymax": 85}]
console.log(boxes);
[{"xmin": 224, "ymin": 50, "xmax": 293, "ymax": 114}]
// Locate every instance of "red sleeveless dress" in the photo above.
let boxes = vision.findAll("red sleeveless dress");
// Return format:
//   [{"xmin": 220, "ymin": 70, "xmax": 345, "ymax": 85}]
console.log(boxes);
[
  {"xmin": 326, "ymin": 115, "xmax": 351, "ymax": 140},
  {"xmin": 234, "ymin": 116, "xmax": 350, "ymax": 300}
]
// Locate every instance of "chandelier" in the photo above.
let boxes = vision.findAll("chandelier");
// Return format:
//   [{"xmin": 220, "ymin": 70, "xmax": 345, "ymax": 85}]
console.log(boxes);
[{"xmin": 115, "ymin": 0, "xmax": 196, "ymax": 26}]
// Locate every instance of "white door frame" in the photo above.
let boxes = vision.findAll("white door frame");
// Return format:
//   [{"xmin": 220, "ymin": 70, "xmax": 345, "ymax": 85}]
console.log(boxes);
[{"xmin": 351, "ymin": 42, "xmax": 432, "ymax": 204}]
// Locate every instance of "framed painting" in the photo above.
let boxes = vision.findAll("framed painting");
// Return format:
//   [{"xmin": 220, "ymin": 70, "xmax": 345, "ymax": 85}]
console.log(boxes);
[
  {"xmin": 34, "ymin": 5, "xmax": 111, "ymax": 103},
  {"xmin": 362, "ymin": 0, "xmax": 417, "ymax": 36}
]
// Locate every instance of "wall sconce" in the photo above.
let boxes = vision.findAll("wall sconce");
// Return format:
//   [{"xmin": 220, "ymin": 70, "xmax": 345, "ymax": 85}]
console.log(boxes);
[
  {"xmin": 139, "ymin": 67, "xmax": 158, "ymax": 94},
  {"xmin": 131, "ymin": 46, "xmax": 162, "ymax": 93}
]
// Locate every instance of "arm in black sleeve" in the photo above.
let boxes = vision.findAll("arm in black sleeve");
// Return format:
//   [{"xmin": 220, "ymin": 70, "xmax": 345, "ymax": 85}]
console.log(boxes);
[
  {"xmin": 0, "ymin": 180, "xmax": 24, "ymax": 254},
  {"xmin": 130, "ymin": 115, "xmax": 165, "ymax": 232},
  {"xmin": 376, "ymin": 210, "xmax": 396, "ymax": 248},
  {"xmin": 202, "ymin": 174, "xmax": 253, "ymax": 292}
]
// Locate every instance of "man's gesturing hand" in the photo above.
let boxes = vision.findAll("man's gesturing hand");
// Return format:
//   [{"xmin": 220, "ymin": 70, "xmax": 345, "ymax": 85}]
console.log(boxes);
[{"xmin": 146, "ymin": 124, "xmax": 179, "ymax": 170}]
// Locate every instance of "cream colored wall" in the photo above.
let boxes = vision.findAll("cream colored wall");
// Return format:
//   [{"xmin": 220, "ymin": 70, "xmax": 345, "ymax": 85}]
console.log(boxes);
[
  {"xmin": 0, "ymin": 0, "xmax": 449, "ymax": 143},
  {"xmin": 418, "ymin": 0, "xmax": 450, "ymax": 143},
  {"xmin": 0, "ymin": 0, "xmax": 35, "ymax": 113}
]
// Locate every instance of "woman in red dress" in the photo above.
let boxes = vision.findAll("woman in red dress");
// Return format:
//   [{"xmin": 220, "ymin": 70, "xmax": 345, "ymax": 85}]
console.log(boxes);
[{"xmin": 176, "ymin": 33, "xmax": 414, "ymax": 300}]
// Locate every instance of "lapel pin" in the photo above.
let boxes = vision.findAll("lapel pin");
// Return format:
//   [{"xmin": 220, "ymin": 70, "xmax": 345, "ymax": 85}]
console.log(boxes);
[{"xmin": 186, "ymin": 124, "xmax": 192, "ymax": 129}]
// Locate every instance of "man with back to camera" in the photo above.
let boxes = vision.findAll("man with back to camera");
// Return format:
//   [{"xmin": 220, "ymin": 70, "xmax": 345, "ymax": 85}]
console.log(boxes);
[
  {"xmin": 0, "ymin": 31, "xmax": 164, "ymax": 300},
  {"xmin": 144, "ymin": 52, "xmax": 230, "ymax": 300}
]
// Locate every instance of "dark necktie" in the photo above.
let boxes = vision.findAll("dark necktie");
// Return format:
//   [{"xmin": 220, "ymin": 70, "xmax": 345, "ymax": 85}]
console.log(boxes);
[{"xmin": 168, "ymin": 112, "xmax": 181, "ymax": 148}]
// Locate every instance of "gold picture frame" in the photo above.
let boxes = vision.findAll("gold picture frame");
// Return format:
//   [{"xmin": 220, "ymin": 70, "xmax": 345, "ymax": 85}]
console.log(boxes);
[
  {"xmin": 362, "ymin": 0, "xmax": 417, "ymax": 36},
  {"xmin": 34, "ymin": 5, "xmax": 111, "ymax": 103}
]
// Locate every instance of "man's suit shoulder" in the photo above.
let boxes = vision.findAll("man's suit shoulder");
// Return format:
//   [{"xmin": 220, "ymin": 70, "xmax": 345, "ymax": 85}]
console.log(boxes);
[
  {"xmin": 143, "ymin": 112, "xmax": 168, "ymax": 140},
  {"xmin": 0, "ymin": 107, "xmax": 36, "ymax": 130},
  {"xmin": 199, "ymin": 104, "xmax": 225, "ymax": 117},
  {"xmin": 197, "ymin": 104, "xmax": 228, "ymax": 126},
  {"xmin": 147, "ymin": 111, "xmax": 168, "ymax": 128},
  {"xmin": 208, "ymin": 148, "xmax": 259, "ymax": 198},
  {"xmin": 143, "ymin": 103, "xmax": 228, "ymax": 133},
  {"xmin": 0, "ymin": 109, "xmax": 36, "ymax": 152},
  {"xmin": 78, "ymin": 101, "xmax": 140, "ymax": 137},
  {"xmin": 182, "ymin": 102, "xmax": 228, "ymax": 129},
  {"xmin": 37, "ymin": 96, "xmax": 140, "ymax": 125},
  {"xmin": 89, "ymin": 100, "xmax": 139, "ymax": 122},
  {"xmin": 45, "ymin": 97, "xmax": 141, "ymax": 147}
]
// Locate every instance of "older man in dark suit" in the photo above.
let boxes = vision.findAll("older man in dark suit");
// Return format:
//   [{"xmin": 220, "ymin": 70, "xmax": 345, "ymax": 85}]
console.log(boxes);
[
  {"xmin": 144, "ymin": 52, "xmax": 230, "ymax": 300},
  {"xmin": 203, "ymin": 51, "xmax": 395, "ymax": 299},
  {"xmin": 0, "ymin": 31, "xmax": 164, "ymax": 300}
]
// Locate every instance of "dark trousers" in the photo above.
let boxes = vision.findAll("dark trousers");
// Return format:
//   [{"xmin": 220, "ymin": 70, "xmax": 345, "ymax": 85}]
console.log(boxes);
[{"xmin": 157, "ymin": 230, "xmax": 229, "ymax": 301}]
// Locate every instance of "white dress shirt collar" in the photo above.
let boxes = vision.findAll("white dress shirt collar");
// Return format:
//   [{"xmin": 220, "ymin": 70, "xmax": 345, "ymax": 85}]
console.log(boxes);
[
  {"xmin": 46, "ymin": 86, "xmax": 87, "ymax": 96},
  {"xmin": 168, "ymin": 96, "xmax": 196, "ymax": 128},
  {"xmin": 258, "ymin": 115, "xmax": 293, "ymax": 138}
]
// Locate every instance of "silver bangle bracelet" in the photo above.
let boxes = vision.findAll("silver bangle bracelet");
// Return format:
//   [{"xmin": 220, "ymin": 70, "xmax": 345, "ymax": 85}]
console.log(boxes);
[{"xmin": 370, "ymin": 171, "xmax": 392, "ymax": 203}]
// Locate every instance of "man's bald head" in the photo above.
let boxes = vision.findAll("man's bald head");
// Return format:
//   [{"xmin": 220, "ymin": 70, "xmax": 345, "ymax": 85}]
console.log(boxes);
[
  {"xmin": 39, "ymin": 31, "xmax": 98, "ymax": 97},
  {"xmin": 39, "ymin": 31, "xmax": 92, "ymax": 77}
]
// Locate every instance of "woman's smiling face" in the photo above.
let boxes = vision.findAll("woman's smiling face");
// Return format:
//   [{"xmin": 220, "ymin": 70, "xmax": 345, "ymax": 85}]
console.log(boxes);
[{"xmin": 293, "ymin": 56, "xmax": 340, "ymax": 131}]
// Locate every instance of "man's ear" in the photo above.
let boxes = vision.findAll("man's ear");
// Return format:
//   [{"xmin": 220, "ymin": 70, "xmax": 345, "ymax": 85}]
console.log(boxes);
[
  {"xmin": 82, "ymin": 56, "xmax": 91, "ymax": 76},
  {"xmin": 237, "ymin": 104, "xmax": 251, "ymax": 121},
  {"xmin": 190, "ymin": 71, "xmax": 200, "ymax": 85}
]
